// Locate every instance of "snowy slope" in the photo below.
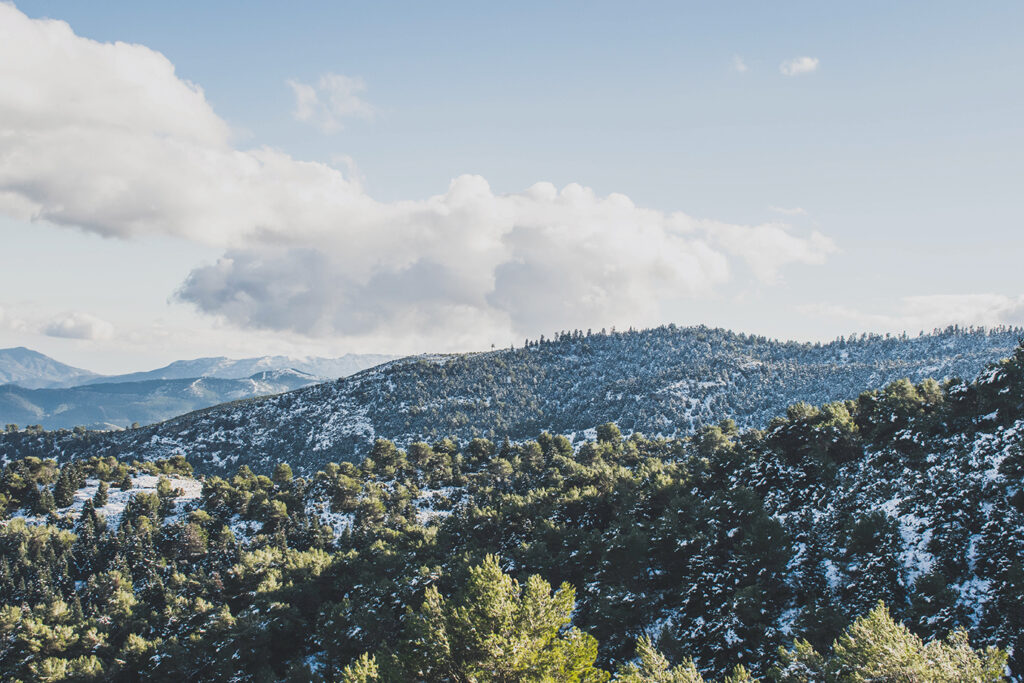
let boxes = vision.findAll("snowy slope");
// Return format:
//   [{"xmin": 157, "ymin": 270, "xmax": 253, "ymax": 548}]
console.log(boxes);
[
  {"xmin": 1, "ymin": 325, "xmax": 1019, "ymax": 475},
  {"xmin": 2, "ymin": 342, "xmax": 1024, "ymax": 678},
  {"xmin": 11, "ymin": 474, "xmax": 202, "ymax": 529}
]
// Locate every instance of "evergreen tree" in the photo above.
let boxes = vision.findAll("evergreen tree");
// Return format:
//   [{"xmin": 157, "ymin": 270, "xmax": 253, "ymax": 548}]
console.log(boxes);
[
  {"xmin": 340, "ymin": 653, "xmax": 380, "ymax": 682},
  {"xmin": 399, "ymin": 555, "xmax": 610, "ymax": 682},
  {"xmin": 34, "ymin": 486, "xmax": 55, "ymax": 515},
  {"xmin": 93, "ymin": 481, "xmax": 108, "ymax": 508},
  {"xmin": 53, "ymin": 470, "xmax": 75, "ymax": 508},
  {"xmin": 273, "ymin": 462, "xmax": 293, "ymax": 485},
  {"xmin": 773, "ymin": 602, "xmax": 1007, "ymax": 682},
  {"xmin": 614, "ymin": 637, "xmax": 705, "ymax": 682}
]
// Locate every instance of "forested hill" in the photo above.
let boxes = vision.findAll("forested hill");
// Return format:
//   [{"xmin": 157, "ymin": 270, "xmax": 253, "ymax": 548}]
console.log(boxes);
[
  {"xmin": 2, "ymin": 342, "xmax": 1023, "ymax": 680},
  {"xmin": 1, "ymin": 325, "xmax": 1020, "ymax": 475}
]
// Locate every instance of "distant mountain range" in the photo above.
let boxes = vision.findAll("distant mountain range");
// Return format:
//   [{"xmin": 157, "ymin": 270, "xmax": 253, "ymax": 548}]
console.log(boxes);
[
  {"xmin": 3, "ymin": 325, "xmax": 1020, "ymax": 473},
  {"xmin": 0, "ymin": 348, "xmax": 395, "ymax": 429},
  {"xmin": 0, "ymin": 369, "xmax": 320, "ymax": 430},
  {"xmin": 82, "ymin": 354, "xmax": 396, "ymax": 386},
  {"xmin": 0, "ymin": 347, "xmax": 100, "ymax": 389}
]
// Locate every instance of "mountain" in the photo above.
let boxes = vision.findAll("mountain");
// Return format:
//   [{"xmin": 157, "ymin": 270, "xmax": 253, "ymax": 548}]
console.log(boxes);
[
  {"xmin": 2, "ymin": 325, "xmax": 1019, "ymax": 474},
  {"xmin": 83, "ymin": 353, "xmax": 395, "ymax": 385},
  {"xmin": 0, "ymin": 347, "xmax": 100, "ymax": 389},
  {"xmin": 0, "ymin": 350, "xmax": 395, "ymax": 430},
  {"xmin": 0, "ymin": 369, "xmax": 319, "ymax": 430},
  {"xmin": 1, "ymin": 340, "xmax": 1022, "ymax": 679}
]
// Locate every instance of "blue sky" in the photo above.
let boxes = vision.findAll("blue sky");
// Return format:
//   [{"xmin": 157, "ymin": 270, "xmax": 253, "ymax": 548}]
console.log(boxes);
[{"xmin": 0, "ymin": 1, "xmax": 1022, "ymax": 373}]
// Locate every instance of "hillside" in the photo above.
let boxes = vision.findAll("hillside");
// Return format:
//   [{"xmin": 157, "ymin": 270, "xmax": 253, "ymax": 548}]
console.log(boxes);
[
  {"xmin": 0, "ymin": 370, "xmax": 321, "ymax": 431},
  {"xmin": 2, "ymin": 325, "xmax": 1019, "ymax": 475},
  {"xmin": 0, "ymin": 347, "xmax": 100, "ymax": 389},
  {"xmin": 1, "ymin": 342, "xmax": 1022, "ymax": 680}
]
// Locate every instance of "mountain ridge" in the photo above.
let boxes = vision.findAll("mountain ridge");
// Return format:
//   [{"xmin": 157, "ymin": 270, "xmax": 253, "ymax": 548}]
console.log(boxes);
[
  {"xmin": 82, "ymin": 352, "xmax": 396, "ymax": 385},
  {"xmin": 0, "ymin": 350, "xmax": 397, "ymax": 429},
  {"xmin": 0, "ymin": 348, "xmax": 396, "ymax": 390},
  {"xmin": 0, "ymin": 347, "xmax": 101, "ymax": 389},
  {"xmin": 2, "ymin": 324, "xmax": 1020, "ymax": 474},
  {"xmin": 2, "ymin": 336, "xmax": 1023, "ymax": 679},
  {"xmin": 0, "ymin": 369, "xmax": 320, "ymax": 430}
]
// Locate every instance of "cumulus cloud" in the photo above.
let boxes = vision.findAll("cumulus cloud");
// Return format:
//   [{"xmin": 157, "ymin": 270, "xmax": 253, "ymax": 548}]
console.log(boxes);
[
  {"xmin": 732, "ymin": 55, "xmax": 748, "ymax": 73},
  {"xmin": 174, "ymin": 181, "xmax": 835, "ymax": 336},
  {"xmin": 43, "ymin": 312, "xmax": 115, "ymax": 340},
  {"xmin": 710, "ymin": 221, "xmax": 834, "ymax": 283},
  {"xmin": 780, "ymin": 56, "xmax": 819, "ymax": 76},
  {"xmin": 804, "ymin": 294, "xmax": 1024, "ymax": 333},
  {"xmin": 288, "ymin": 73, "xmax": 373, "ymax": 132},
  {"xmin": 0, "ymin": 5, "xmax": 837, "ymax": 343}
]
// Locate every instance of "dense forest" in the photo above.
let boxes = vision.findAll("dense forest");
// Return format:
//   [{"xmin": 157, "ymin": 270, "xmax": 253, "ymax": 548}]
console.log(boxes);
[
  {"xmin": 1, "ymin": 341, "xmax": 1023, "ymax": 680},
  {"xmin": 1, "ymin": 325, "xmax": 1020, "ymax": 475}
]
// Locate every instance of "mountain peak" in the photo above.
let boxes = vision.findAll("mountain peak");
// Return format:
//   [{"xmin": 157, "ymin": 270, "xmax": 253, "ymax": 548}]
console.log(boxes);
[{"xmin": 0, "ymin": 347, "xmax": 100, "ymax": 389}]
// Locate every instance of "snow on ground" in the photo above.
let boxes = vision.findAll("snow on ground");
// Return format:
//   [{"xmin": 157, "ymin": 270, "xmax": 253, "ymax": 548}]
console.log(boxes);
[
  {"xmin": 305, "ymin": 498, "xmax": 355, "ymax": 537},
  {"xmin": 228, "ymin": 516, "xmax": 262, "ymax": 544},
  {"xmin": 415, "ymin": 486, "xmax": 461, "ymax": 524},
  {"xmin": 15, "ymin": 474, "xmax": 202, "ymax": 529},
  {"xmin": 822, "ymin": 559, "xmax": 842, "ymax": 591}
]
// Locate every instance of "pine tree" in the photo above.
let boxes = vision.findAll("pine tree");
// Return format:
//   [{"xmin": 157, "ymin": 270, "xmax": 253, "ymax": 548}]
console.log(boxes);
[
  {"xmin": 272, "ymin": 463, "xmax": 293, "ymax": 485},
  {"xmin": 722, "ymin": 665, "xmax": 756, "ymax": 682},
  {"xmin": 615, "ymin": 636, "xmax": 705, "ymax": 682},
  {"xmin": 340, "ymin": 653, "xmax": 380, "ymax": 682},
  {"xmin": 93, "ymin": 481, "xmax": 108, "ymax": 508},
  {"xmin": 54, "ymin": 470, "xmax": 75, "ymax": 508},
  {"xmin": 400, "ymin": 555, "xmax": 610, "ymax": 682},
  {"xmin": 772, "ymin": 602, "xmax": 1007, "ymax": 682},
  {"xmin": 34, "ymin": 486, "xmax": 56, "ymax": 515},
  {"xmin": 72, "ymin": 500, "xmax": 101, "ymax": 578}
]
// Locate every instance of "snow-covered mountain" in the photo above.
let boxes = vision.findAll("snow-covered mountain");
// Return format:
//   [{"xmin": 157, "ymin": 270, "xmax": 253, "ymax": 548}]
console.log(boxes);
[
  {"xmin": 83, "ymin": 353, "xmax": 395, "ymax": 384},
  {"xmin": 0, "ymin": 369, "xmax": 321, "ymax": 430},
  {"xmin": 4, "ymin": 340, "xmax": 1024, "ymax": 678},
  {"xmin": 3, "ymin": 325, "xmax": 1019, "ymax": 474},
  {"xmin": 0, "ymin": 348, "xmax": 394, "ymax": 391},
  {"xmin": 0, "ymin": 347, "xmax": 100, "ymax": 389},
  {"xmin": 0, "ymin": 350, "xmax": 395, "ymax": 429}
]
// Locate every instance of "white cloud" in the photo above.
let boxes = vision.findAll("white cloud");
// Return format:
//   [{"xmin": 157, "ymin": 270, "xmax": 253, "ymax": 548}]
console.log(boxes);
[
  {"xmin": 769, "ymin": 206, "xmax": 807, "ymax": 216},
  {"xmin": 0, "ymin": 305, "xmax": 27, "ymax": 333},
  {"xmin": 287, "ymin": 73, "xmax": 373, "ymax": 132},
  {"xmin": 779, "ymin": 56, "xmax": 819, "ymax": 76},
  {"xmin": 43, "ymin": 312, "xmax": 115, "ymax": 340},
  {"xmin": 804, "ymin": 294, "xmax": 1024, "ymax": 333},
  {"xmin": 705, "ymin": 220, "xmax": 835, "ymax": 283},
  {"xmin": 732, "ymin": 55, "xmax": 748, "ymax": 73},
  {"xmin": 0, "ymin": 5, "xmax": 837, "ymax": 344}
]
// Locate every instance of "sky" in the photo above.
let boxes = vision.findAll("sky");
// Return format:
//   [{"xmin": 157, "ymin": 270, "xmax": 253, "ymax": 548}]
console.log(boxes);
[{"xmin": 0, "ymin": 1, "xmax": 1022, "ymax": 374}]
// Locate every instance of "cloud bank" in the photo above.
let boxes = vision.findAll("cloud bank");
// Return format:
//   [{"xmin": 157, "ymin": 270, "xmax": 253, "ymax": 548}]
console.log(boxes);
[
  {"xmin": 0, "ymin": 5, "xmax": 836, "ymax": 345},
  {"xmin": 43, "ymin": 312, "xmax": 115, "ymax": 340}
]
